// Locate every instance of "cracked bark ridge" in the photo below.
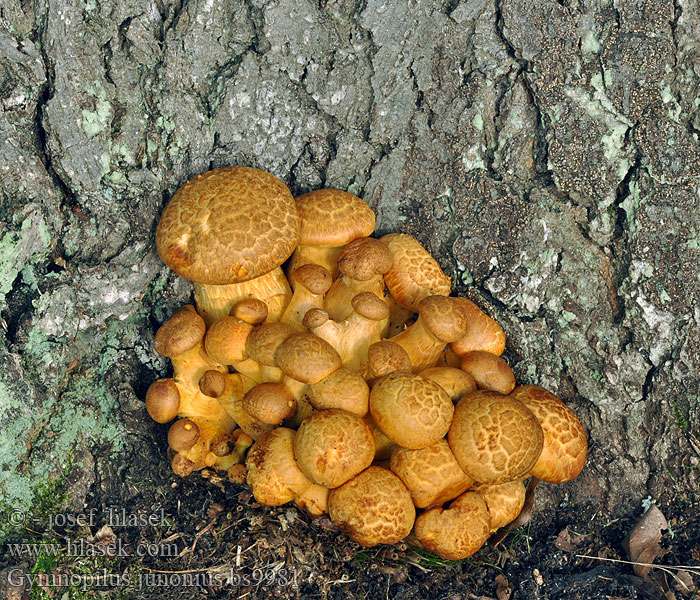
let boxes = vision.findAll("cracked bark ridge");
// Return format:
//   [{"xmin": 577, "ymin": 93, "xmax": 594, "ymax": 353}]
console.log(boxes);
[{"xmin": 0, "ymin": 0, "xmax": 697, "ymax": 522}]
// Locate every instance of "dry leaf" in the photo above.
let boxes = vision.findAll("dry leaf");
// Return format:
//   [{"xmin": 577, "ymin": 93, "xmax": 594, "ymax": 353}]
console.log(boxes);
[
  {"xmin": 554, "ymin": 526, "xmax": 586, "ymax": 553},
  {"xmin": 623, "ymin": 504, "xmax": 670, "ymax": 579},
  {"xmin": 495, "ymin": 574, "xmax": 514, "ymax": 600}
]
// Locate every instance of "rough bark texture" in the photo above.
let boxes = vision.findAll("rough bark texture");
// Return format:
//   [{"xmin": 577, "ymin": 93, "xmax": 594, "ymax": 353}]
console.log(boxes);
[{"xmin": 0, "ymin": 0, "xmax": 698, "ymax": 524}]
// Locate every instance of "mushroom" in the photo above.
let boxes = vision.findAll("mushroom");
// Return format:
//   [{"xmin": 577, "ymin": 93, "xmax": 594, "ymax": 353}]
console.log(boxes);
[
  {"xmin": 448, "ymin": 390, "xmax": 544, "ymax": 484},
  {"xmin": 280, "ymin": 264, "xmax": 333, "ymax": 331},
  {"xmin": 146, "ymin": 379, "xmax": 181, "ymax": 423},
  {"xmin": 390, "ymin": 439, "xmax": 473, "ymax": 508},
  {"xmin": 419, "ymin": 366, "xmax": 477, "ymax": 403},
  {"xmin": 198, "ymin": 370, "xmax": 227, "ymax": 398},
  {"xmin": 244, "ymin": 321, "xmax": 296, "ymax": 383},
  {"xmin": 230, "ymin": 298, "xmax": 269, "ymax": 325},
  {"xmin": 323, "ymin": 237, "xmax": 393, "ymax": 321},
  {"xmin": 204, "ymin": 316, "xmax": 253, "ymax": 366},
  {"xmin": 450, "ymin": 298, "xmax": 506, "ymax": 357},
  {"xmin": 388, "ymin": 296, "xmax": 469, "ymax": 372},
  {"xmin": 413, "ymin": 492, "xmax": 491, "ymax": 560},
  {"xmin": 364, "ymin": 340, "xmax": 412, "ymax": 385},
  {"xmin": 380, "ymin": 233, "xmax": 452, "ymax": 334},
  {"xmin": 242, "ymin": 382, "xmax": 296, "ymax": 425},
  {"xmin": 370, "ymin": 372, "xmax": 454, "ymax": 449},
  {"xmin": 307, "ymin": 367, "xmax": 369, "ymax": 415},
  {"xmin": 294, "ymin": 409, "xmax": 375, "ymax": 488},
  {"xmin": 459, "ymin": 350, "xmax": 516, "ymax": 394},
  {"xmin": 288, "ymin": 188, "xmax": 376, "ymax": 280},
  {"xmin": 509, "ymin": 385, "xmax": 588, "ymax": 483},
  {"xmin": 328, "ymin": 466, "xmax": 415, "ymax": 546},
  {"xmin": 156, "ymin": 166, "xmax": 299, "ymax": 325},
  {"xmin": 471, "ymin": 480, "xmax": 527, "ymax": 531}
]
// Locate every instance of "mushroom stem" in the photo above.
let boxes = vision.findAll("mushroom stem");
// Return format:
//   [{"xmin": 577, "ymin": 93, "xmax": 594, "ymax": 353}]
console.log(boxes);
[
  {"xmin": 388, "ymin": 316, "xmax": 445, "ymax": 372},
  {"xmin": 288, "ymin": 245, "xmax": 343, "ymax": 282},
  {"xmin": 194, "ymin": 267, "xmax": 292, "ymax": 326}
]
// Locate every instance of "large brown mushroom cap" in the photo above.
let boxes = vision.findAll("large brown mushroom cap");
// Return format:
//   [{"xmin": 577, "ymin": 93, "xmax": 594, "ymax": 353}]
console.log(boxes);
[
  {"xmin": 366, "ymin": 341, "xmax": 412, "ymax": 380},
  {"xmin": 370, "ymin": 372, "xmax": 454, "ymax": 449},
  {"xmin": 337, "ymin": 238, "xmax": 393, "ymax": 281},
  {"xmin": 275, "ymin": 332, "xmax": 342, "ymax": 384},
  {"xmin": 156, "ymin": 166, "xmax": 299, "ymax": 284},
  {"xmin": 294, "ymin": 410, "xmax": 375, "ymax": 488},
  {"xmin": 204, "ymin": 317, "xmax": 253, "ymax": 364},
  {"xmin": 328, "ymin": 466, "xmax": 415, "ymax": 547},
  {"xmin": 450, "ymin": 297, "xmax": 506, "ymax": 357},
  {"xmin": 242, "ymin": 382, "xmax": 296, "ymax": 425},
  {"xmin": 471, "ymin": 480, "xmax": 527, "ymax": 530},
  {"xmin": 448, "ymin": 390, "xmax": 544, "ymax": 484},
  {"xmin": 418, "ymin": 296, "xmax": 470, "ymax": 343},
  {"xmin": 154, "ymin": 305, "xmax": 206, "ymax": 357},
  {"xmin": 246, "ymin": 322, "xmax": 296, "ymax": 366},
  {"xmin": 380, "ymin": 233, "xmax": 451, "ymax": 312},
  {"xmin": 390, "ymin": 439, "xmax": 473, "ymax": 508},
  {"xmin": 509, "ymin": 385, "xmax": 588, "ymax": 483},
  {"xmin": 460, "ymin": 350, "xmax": 516, "ymax": 394},
  {"xmin": 414, "ymin": 491, "xmax": 491, "ymax": 560},
  {"xmin": 296, "ymin": 189, "xmax": 375, "ymax": 246}
]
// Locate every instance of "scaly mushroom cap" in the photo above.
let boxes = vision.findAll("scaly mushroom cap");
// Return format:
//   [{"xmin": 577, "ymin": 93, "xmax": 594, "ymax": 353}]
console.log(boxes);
[
  {"xmin": 245, "ymin": 427, "xmax": 312, "ymax": 506},
  {"xmin": 296, "ymin": 189, "xmax": 375, "ymax": 247},
  {"xmin": 294, "ymin": 409, "xmax": 375, "ymax": 488},
  {"xmin": 414, "ymin": 492, "xmax": 491, "ymax": 560},
  {"xmin": 156, "ymin": 166, "xmax": 299, "ymax": 284},
  {"xmin": 290, "ymin": 263, "xmax": 333, "ymax": 294},
  {"xmin": 450, "ymin": 298, "xmax": 506, "ymax": 356},
  {"xmin": 390, "ymin": 439, "xmax": 473, "ymax": 508},
  {"xmin": 146, "ymin": 379, "xmax": 181, "ymax": 423},
  {"xmin": 246, "ymin": 322, "xmax": 296, "ymax": 366},
  {"xmin": 328, "ymin": 466, "xmax": 415, "ymax": 547},
  {"xmin": 471, "ymin": 480, "xmax": 526, "ymax": 531},
  {"xmin": 307, "ymin": 368, "xmax": 369, "ymax": 415},
  {"xmin": 460, "ymin": 351, "xmax": 516, "ymax": 394},
  {"xmin": 230, "ymin": 298, "xmax": 268, "ymax": 324},
  {"xmin": 366, "ymin": 341, "xmax": 412, "ymax": 380},
  {"xmin": 198, "ymin": 370, "xmax": 226, "ymax": 398},
  {"xmin": 242, "ymin": 382, "xmax": 296, "ymax": 425},
  {"xmin": 351, "ymin": 291, "xmax": 390, "ymax": 321},
  {"xmin": 275, "ymin": 333, "xmax": 342, "ymax": 384},
  {"xmin": 420, "ymin": 366, "xmax": 477, "ymax": 403},
  {"xmin": 370, "ymin": 372, "xmax": 454, "ymax": 449},
  {"xmin": 380, "ymin": 233, "xmax": 451, "ymax": 312},
  {"xmin": 509, "ymin": 385, "xmax": 588, "ymax": 483},
  {"xmin": 418, "ymin": 296, "xmax": 470, "ymax": 343},
  {"xmin": 337, "ymin": 238, "xmax": 393, "ymax": 281},
  {"xmin": 204, "ymin": 317, "xmax": 253, "ymax": 364},
  {"xmin": 448, "ymin": 390, "xmax": 544, "ymax": 484},
  {"xmin": 154, "ymin": 305, "xmax": 206, "ymax": 357}
]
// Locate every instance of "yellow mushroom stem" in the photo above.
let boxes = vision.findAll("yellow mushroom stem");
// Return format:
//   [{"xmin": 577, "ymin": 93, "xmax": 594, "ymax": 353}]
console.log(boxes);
[{"xmin": 193, "ymin": 267, "xmax": 292, "ymax": 326}]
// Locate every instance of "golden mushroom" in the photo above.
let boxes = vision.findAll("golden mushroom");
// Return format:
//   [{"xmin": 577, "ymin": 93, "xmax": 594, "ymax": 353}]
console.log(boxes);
[{"xmin": 471, "ymin": 480, "xmax": 527, "ymax": 531}]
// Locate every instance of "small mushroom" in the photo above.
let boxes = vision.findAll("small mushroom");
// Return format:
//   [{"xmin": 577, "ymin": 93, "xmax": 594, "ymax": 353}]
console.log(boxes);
[
  {"xmin": 460, "ymin": 350, "xmax": 515, "ymax": 394},
  {"xmin": 419, "ymin": 366, "xmax": 477, "ymax": 403},
  {"xmin": 244, "ymin": 321, "xmax": 296, "ymax": 382},
  {"xmin": 448, "ymin": 390, "xmax": 544, "ymax": 484},
  {"xmin": 168, "ymin": 418, "xmax": 200, "ymax": 452},
  {"xmin": 328, "ymin": 466, "xmax": 415, "ymax": 547},
  {"xmin": 146, "ymin": 379, "xmax": 181, "ymax": 423},
  {"xmin": 509, "ymin": 385, "xmax": 588, "ymax": 483},
  {"xmin": 365, "ymin": 340, "xmax": 412, "ymax": 385},
  {"xmin": 471, "ymin": 480, "xmax": 527, "ymax": 531},
  {"xmin": 307, "ymin": 367, "xmax": 369, "ymax": 415},
  {"xmin": 242, "ymin": 382, "xmax": 296, "ymax": 425},
  {"xmin": 414, "ymin": 491, "xmax": 491, "ymax": 560},
  {"xmin": 450, "ymin": 298, "xmax": 506, "ymax": 357},
  {"xmin": 198, "ymin": 370, "xmax": 226, "ymax": 398},
  {"xmin": 230, "ymin": 298, "xmax": 269, "ymax": 324},
  {"xmin": 370, "ymin": 372, "xmax": 454, "ymax": 449},
  {"xmin": 281, "ymin": 264, "xmax": 333, "ymax": 331},
  {"xmin": 204, "ymin": 316, "xmax": 253, "ymax": 365},
  {"xmin": 294, "ymin": 409, "xmax": 375, "ymax": 488},
  {"xmin": 156, "ymin": 167, "xmax": 298, "ymax": 324}
]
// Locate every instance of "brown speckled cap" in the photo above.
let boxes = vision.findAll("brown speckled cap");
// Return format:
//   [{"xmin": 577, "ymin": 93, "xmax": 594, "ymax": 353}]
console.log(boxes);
[
  {"xmin": 275, "ymin": 332, "xmax": 342, "ymax": 384},
  {"xmin": 296, "ymin": 189, "xmax": 375, "ymax": 246},
  {"xmin": 156, "ymin": 167, "xmax": 299, "ymax": 284}
]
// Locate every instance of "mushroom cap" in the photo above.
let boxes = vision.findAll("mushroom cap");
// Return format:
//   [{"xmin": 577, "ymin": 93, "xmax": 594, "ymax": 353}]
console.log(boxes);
[
  {"xmin": 275, "ymin": 332, "xmax": 342, "ymax": 384},
  {"xmin": 448, "ymin": 390, "xmax": 544, "ymax": 484},
  {"xmin": 145, "ymin": 379, "xmax": 181, "ymax": 423},
  {"xmin": 245, "ymin": 427, "xmax": 311, "ymax": 506},
  {"xmin": 156, "ymin": 166, "xmax": 300, "ymax": 284},
  {"xmin": 302, "ymin": 308, "xmax": 330, "ymax": 330},
  {"xmin": 172, "ymin": 453, "xmax": 195, "ymax": 477},
  {"xmin": 420, "ymin": 366, "xmax": 477, "ymax": 403},
  {"xmin": 198, "ymin": 370, "xmax": 227, "ymax": 398},
  {"xmin": 296, "ymin": 189, "xmax": 375, "ymax": 246},
  {"xmin": 246, "ymin": 322, "xmax": 296, "ymax": 366},
  {"xmin": 328, "ymin": 466, "xmax": 415, "ymax": 546},
  {"xmin": 294, "ymin": 409, "xmax": 375, "ymax": 488},
  {"xmin": 204, "ymin": 317, "xmax": 253, "ymax": 364},
  {"xmin": 380, "ymin": 233, "xmax": 451, "ymax": 312},
  {"xmin": 390, "ymin": 439, "xmax": 473, "ymax": 508},
  {"xmin": 418, "ymin": 296, "xmax": 470, "ymax": 343},
  {"xmin": 351, "ymin": 292, "xmax": 390, "ymax": 321},
  {"xmin": 450, "ymin": 298, "xmax": 506, "ymax": 357},
  {"xmin": 471, "ymin": 480, "xmax": 527, "ymax": 530},
  {"xmin": 414, "ymin": 492, "xmax": 491, "ymax": 560},
  {"xmin": 154, "ymin": 305, "xmax": 206, "ymax": 357},
  {"xmin": 460, "ymin": 351, "xmax": 516, "ymax": 394},
  {"xmin": 337, "ymin": 238, "xmax": 393, "ymax": 280},
  {"xmin": 509, "ymin": 385, "xmax": 588, "ymax": 483},
  {"xmin": 230, "ymin": 298, "xmax": 268, "ymax": 324},
  {"xmin": 307, "ymin": 367, "xmax": 369, "ymax": 415},
  {"xmin": 366, "ymin": 341, "xmax": 412, "ymax": 379},
  {"xmin": 290, "ymin": 264, "xmax": 333, "ymax": 295},
  {"xmin": 242, "ymin": 382, "xmax": 297, "ymax": 425},
  {"xmin": 370, "ymin": 372, "xmax": 454, "ymax": 449},
  {"xmin": 168, "ymin": 418, "xmax": 200, "ymax": 452}
]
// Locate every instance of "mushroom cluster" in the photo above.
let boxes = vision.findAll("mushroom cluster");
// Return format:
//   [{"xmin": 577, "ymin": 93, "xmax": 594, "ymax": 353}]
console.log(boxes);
[{"xmin": 146, "ymin": 166, "xmax": 588, "ymax": 560}]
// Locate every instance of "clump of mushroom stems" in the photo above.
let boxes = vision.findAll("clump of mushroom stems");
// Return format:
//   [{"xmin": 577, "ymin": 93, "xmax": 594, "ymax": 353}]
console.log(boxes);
[{"xmin": 148, "ymin": 174, "xmax": 588, "ymax": 561}]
